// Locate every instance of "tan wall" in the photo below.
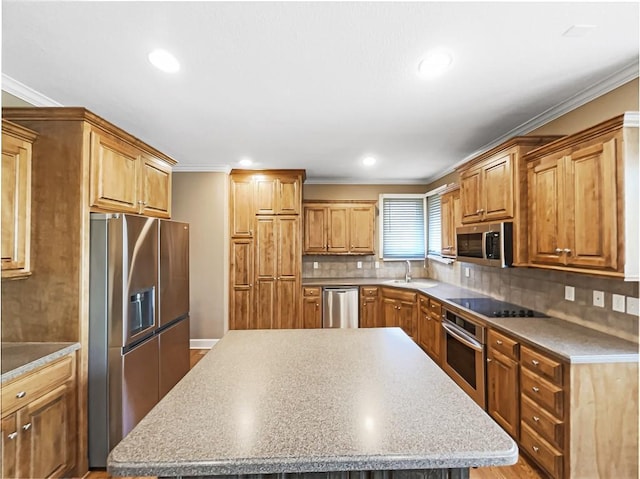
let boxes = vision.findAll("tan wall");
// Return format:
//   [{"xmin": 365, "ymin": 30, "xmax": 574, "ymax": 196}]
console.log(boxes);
[
  {"xmin": 529, "ymin": 78, "xmax": 639, "ymax": 136},
  {"xmin": 1, "ymin": 91, "xmax": 34, "ymax": 107},
  {"xmin": 171, "ymin": 172, "xmax": 228, "ymax": 340},
  {"xmin": 303, "ymin": 183, "xmax": 428, "ymax": 200}
]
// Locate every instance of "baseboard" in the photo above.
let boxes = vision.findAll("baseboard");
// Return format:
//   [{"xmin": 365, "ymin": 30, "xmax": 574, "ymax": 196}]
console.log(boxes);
[{"xmin": 190, "ymin": 339, "xmax": 219, "ymax": 349}]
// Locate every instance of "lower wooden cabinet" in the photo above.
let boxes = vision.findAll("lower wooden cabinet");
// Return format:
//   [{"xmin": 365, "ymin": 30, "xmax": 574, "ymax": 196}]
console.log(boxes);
[
  {"xmin": 1, "ymin": 354, "xmax": 76, "ymax": 479},
  {"xmin": 417, "ymin": 295, "xmax": 442, "ymax": 364},
  {"xmin": 302, "ymin": 287, "xmax": 322, "ymax": 328},
  {"xmin": 360, "ymin": 287, "xmax": 380, "ymax": 328},
  {"xmin": 380, "ymin": 288, "xmax": 417, "ymax": 338},
  {"xmin": 486, "ymin": 331, "xmax": 519, "ymax": 440}
]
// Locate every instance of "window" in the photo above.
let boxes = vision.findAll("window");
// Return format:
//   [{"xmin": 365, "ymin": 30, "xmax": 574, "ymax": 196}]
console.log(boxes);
[{"xmin": 379, "ymin": 188, "xmax": 446, "ymax": 260}]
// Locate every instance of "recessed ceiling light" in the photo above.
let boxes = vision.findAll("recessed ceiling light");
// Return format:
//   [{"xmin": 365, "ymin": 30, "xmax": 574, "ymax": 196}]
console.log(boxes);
[
  {"xmin": 362, "ymin": 156, "xmax": 376, "ymax": 166},
  {"xmin": 418, "ymin": 48, "xmax": 454, "ymax": 79},
  {"xmin": 239, "ymin": 158, "xmax": 253, "ymax": 167},
  {"xmin": 562, "ymin": 25, "xmax": 597, "ymax": 37},
  {"xmin": 148, "ymin": 49, "xmax": 180, "ymax": 73}
]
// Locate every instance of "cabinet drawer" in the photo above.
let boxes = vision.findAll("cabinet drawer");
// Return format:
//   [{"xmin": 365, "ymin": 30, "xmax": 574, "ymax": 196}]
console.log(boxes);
[
  {"xmin": 487, "ymin": 329, "xmax": 518, "ymax": 360},
  {"xmin": 521, "ymin": 394, "xmax": 564, "ymax": 450},
  {"xmin": 1, "ymin": 355, "xmax": 75, "ymax": 416},
  {"xmin": 361, "ymin": 287, "xmax": 379, "ymax": 297},
  {"xmin": 521, "ymin": 345, "xmax": 563, "ymax": 385},
  {"xmin": 520, "ymin": 422, "xmax": 563, "ymax": 479},
  {"xmin": 381, "ymin": 288, "xmax": 417, "ymax": 302},
  {"xmin": 302, "ymin": 287, "xmax": 321, "ymax": 297},
  {"xmin": 428, "ymin": 300, "xmax": 442, "ymax": 318},
  {"xmin": 418, "ymin": 295, "xmax": 429, "ymax": 312},
  {"xmin": 521, "ymin": 367, "xmax": 563, "ymax": 418}
]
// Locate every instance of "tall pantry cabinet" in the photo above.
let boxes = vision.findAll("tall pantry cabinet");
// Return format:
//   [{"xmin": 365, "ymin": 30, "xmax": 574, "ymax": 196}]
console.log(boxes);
[{"xmin": 229, "ymin": 170, "xmax": 305, "ymax": 330}]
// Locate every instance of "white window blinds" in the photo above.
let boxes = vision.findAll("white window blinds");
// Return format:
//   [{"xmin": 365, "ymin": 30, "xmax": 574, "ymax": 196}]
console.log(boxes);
[
  {"xmin": 427, "ymin": 194, "xmax": 441, "ymax": 256},
  {"xmin": 380, "ymin": 196, "xmax": 426, "ymax": 259}
]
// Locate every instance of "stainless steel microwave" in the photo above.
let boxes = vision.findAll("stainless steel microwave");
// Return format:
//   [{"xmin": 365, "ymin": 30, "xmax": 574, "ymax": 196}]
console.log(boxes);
[{"xmin": 456, "ymin": 222, "xmax": 513, "ymax": 268}]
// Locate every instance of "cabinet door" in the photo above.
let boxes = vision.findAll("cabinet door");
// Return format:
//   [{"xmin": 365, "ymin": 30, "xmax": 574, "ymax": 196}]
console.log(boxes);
[
  {"xmin": 230, "ymin": 176, "xmax": 255, "ymax": 237},
  {"xmin": 528, "ymin": 156, "xmax": 566, "ymax": 266},
  {"xmin": 277, "ymin": 177, "xmax": 300, "ymax": 214},
  {"xmin": 89, "ymin": 130, "xmax": 140, "ymax": 213},
  {"xmin": 1, "ymin": 132, "xmax": 31, "ymax": 277},
  {"xmin": 140, "ymin": 155, "xmax": 171, "ymax": 218},
  {"xmin": 1, "ymin": 414, "xmax": 18, "ymax": 478},
  {"xmin": 255, "ymin": 217, "xmax": 277, "ymax": 329},
  {"xmin": 349, "ymin": 205, "xmax": 375, "ymax": 254},
  {"xmin": 417, "ymin": 309, "xmax": 430, "ymax": 351},
  {"xmin": 276, "ymin": 279, "xmax": 298, "ymax": 329},
  {"xmin": 254, "ymin": 177, "xmax": 277, "ymax": 215},
  {"xmin": 430, "ymin": 318, "xmax": 442, "ymax": 364},
  {"xmin": 360, "ymin": 296, "xmax": 378, "ymax": 328},
  {"xmin": 276, "ymin": 216, "xmax": 300, "ymax": 329},
  {"xmin": 382, "ymin": 298, "xmax": 398, "ymax": 328},
  {"xmin": 303, "ymin": 295, "xmax": 322, "ymax": 328},
  {"xmin": 482, "ymin": 153, "xmax": 513, "ymax": 221},
  {"xmin": 18, "ymin": 383, "xmax": 74, "ymax": 479},
  {"xmin": 564, "ymin": 138, "xmax": 618, "ymax": 270},
  {"xmin": 460, "ymin": 168, "xmax": 483, "ymax": 224},
  {"xmin": 303, "ymin": 206, "xmax": 327, "ymax": 253},
  {"xmin": 440, "ymin": 193, "xmax": 455, "ymax": 256},
  {"xmin": 327, "ymin": 207, "xmax": 349, "ymax": 253},
  {"xmin": 487, "ymin": 348, "xmax": 519, "ymax": 439},
  {"xmin": 398, "ymin": 300, "xmax": 416, "ymax": 338},
  {"xmin": 230, "ymin": 239, "xmax": 254, "ymax": 330}
]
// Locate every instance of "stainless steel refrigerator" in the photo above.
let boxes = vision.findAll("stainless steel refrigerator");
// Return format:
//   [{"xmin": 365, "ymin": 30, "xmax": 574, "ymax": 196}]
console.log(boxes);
[{"xmin": 88, "ymin": 214, "xmax": 190, "ymax": 468}]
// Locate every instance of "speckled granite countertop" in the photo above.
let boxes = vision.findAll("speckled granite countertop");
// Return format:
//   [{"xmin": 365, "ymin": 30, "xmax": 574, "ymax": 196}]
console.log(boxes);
[
  {"xmin": 303, "ymin": 278, "xmax": 639, "ymax": 363},
  {"xmin": 1, "ymin": 342, "xmax": 81, "ymax": 383},
  {"xmin": 108, "ymin": 329, "xmax": 517, "ymax": 477}
]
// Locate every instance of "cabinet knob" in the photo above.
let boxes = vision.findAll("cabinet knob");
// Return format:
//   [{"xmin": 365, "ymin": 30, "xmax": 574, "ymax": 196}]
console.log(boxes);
[
  {"xmin": 7, "ymin": 432, "xmax": 18, "ymax": 440},
  {"xmin": 22, "ymin": 423, "xmax": 31, "ymax": 431},
  {"xmin": 315, "ymin": 303, "xmax": 319, "ymax": 309},
  {"xmin": 496, "ymin": 340, "xmax": 503, "ymax": 345},
  {"xmin": 16, "ymin": 391, "xmax": 26, "ymax": 399},
  {"xmin": 563, "ymin": 248, "xmax": 572, "ymax": 255},
  {"xmin": 475, "ymin": 209, "xmax": 481, "ymax": 214},
  {"xmin": 532, "ymin": 386, "xmax": 540, "ymax": 393},
  {"xmin": 555, "ymin": 248, "xmax": 563, "ymax": 254},
  {"xmin": 531, "ymin": 359, "xmax": 540, "ymax": 366},
  {"xmin": 533, "ymin": 416, "xmax": 540, "ymax": 422},
  {"xmin": 479, "ymin": 208, "xmax": 484, "ymax": 213},
  {"xmin": 351, "ymin": 245, "xmax": 354, "ymax": 249},
  {"xmin": 249, "ymin": 283, "xmax": 253, "ymax": 287},
  {"xmin": 532, "ymin": 446, "xmax": 540, "ymax": 453},
  {"xmin": 486, "ymin": 358, "xmax": 492, "ymax": 363}
]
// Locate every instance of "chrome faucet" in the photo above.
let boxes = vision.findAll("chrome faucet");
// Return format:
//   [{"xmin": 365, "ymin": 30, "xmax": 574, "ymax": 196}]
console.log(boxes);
[{"xmin": 405, "ymin": 260, "xmax": 412, "ymax": 283}]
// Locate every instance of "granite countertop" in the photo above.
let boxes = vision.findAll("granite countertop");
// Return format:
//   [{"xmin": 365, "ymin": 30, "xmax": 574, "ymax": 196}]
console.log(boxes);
[
  {"xmin": 108, "ymin": 329, "xmax": 517, "ymax": 477},
  {"xmin": 303, "ymin": 277, "xmax": 639, "ymax": 364},
  {"xmin": 1, "ymin": 342, "xmax": 81, "ymax": 384}
]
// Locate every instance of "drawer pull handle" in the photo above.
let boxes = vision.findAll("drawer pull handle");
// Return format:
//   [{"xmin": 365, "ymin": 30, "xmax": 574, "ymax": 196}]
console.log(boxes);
[
  {"xmin": 496, "ymin": 340, "xmax": 503, "ymax": 345},
  {"xmin": 532, "ymin": 386, "xmax": 540, "ymax": 393},
  {"xmin": 16, "ymin": 391, "xmax": 26, "ymax": 399},
  {"xmin": 532, "ymin": 446, "xmax": 540, "ymax": 453},
  {"xmin": 22, "ymin": 423, "xmax": 31, "ymax": 431},
  {"xmin": 532, "ymin": 359, "xmax": 540, "ymax": 366},
  {"xmin": 7, "ymin": 432, "xmax": 18, "ymax": 440},
  {"xmin": 533, "ymin": 416, "xmax": 540, "ymax": 422}
]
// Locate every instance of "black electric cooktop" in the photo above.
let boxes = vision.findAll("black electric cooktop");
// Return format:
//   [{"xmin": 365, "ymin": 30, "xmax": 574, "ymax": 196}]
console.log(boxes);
[{"xmin": 447, "ymin": 297, "xmax": 549, "ymax": 318}]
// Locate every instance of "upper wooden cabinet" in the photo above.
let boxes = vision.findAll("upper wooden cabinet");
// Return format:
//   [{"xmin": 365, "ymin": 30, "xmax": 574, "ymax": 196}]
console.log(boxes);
[
  {"xmin": 456, "ymin": 136, "xmax": 562, "ymax": 265},
  {"xmin": 229, "ymin": 174, "xmax": 256, "ymax": 237},
  {"xmin": 3, "ymin": 108, "xmax": 176, "ymax": 219},
  {"xmin": 2, "ymin": 121, "xmax": 36, "ymax": 280},
  {"xmin": 303, "ymin": 201, "xmax": 376, "ymax": 255},
  {"xmin": 440, "ymin": 185, "xmax": 461, "ymax": 257},
  {"xmin": 525, "ymin": 114, "xmax": 638, "ymax": 278},
  {"xmin": 254, "ymin": 174, "xmax": 301, "ymax": 215}
]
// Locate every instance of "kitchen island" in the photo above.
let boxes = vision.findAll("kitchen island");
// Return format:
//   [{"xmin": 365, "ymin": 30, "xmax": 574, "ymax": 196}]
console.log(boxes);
[{"xmin": 108, "ymin": 328, "xmax": 517, "ymax": 479}]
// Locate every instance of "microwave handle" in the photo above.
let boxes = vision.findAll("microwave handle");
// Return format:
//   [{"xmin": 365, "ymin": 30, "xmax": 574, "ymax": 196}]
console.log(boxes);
[{"xmin": 482, "ymin": 231, "xmax": 488, "ymax": 260}]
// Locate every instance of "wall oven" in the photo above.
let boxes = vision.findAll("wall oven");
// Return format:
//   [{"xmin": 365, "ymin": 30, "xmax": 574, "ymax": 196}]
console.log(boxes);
[
  {"xmin": 456, "ymin": 222, "xmax": 513, "ymax": 267},
  {"xmin": 441, "ymin": 307, "xmax": 486, "ymax": 409}
]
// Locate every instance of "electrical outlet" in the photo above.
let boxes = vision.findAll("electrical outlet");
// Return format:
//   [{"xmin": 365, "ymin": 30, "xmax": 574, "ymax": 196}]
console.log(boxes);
[
  {"xmin": 313, "ymin": 262, "xmax": 319, "ymax": 269},
  {"xmin": 627, "ymin": 297, "xmax": 640, "ymax": 316},
  {"xmin": 375, "ymin": 261, "xmax": 380, "ymax": 269},
  {"xmin": 564, "ymin": 286, "xmax": 575, "ymax": 301},
  {"xmin": 612, "ymin": 294, "xmax": 626, "ymax": 313},
  {"xmin": 357, "ymin": 261, "xmax": 362, "ymax": 269},
  {"xmin": 593, "ymin": 290, "xmax": 605, "ymax": 308},
  {"xmin": 464, "ymin": 267, "xmax": 470, "ymax": 278}
]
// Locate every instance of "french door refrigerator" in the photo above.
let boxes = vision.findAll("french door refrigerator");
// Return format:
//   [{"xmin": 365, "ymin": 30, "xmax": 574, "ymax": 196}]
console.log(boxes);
[{"xmin": 88, "ymin": 214, "xmax": 190, "ymax": 467}]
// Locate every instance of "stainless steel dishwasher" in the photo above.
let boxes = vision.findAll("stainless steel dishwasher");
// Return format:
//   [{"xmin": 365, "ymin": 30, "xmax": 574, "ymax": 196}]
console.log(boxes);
[{"xmin": 322, "ymin": 287, "xmax": 359, "ymax": 328}]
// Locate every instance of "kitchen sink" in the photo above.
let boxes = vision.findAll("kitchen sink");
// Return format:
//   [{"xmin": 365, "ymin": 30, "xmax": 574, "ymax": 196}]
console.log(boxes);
[{"xmin": 383, "ymin": 279, "xmax": 438, "ymax": 288}]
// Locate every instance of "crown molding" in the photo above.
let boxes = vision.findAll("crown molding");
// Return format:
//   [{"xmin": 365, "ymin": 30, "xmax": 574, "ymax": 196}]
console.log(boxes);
[
  {"xmin": 1, "ymin": 74, "xmax": 63, "ymax": 106},
  {"xmin": 425, "ymin": 60, "xmax": 640, "ymax": 184},
  {"xmin": 172, "ymin": 164, "xmax": 232, "ymax": 173}
]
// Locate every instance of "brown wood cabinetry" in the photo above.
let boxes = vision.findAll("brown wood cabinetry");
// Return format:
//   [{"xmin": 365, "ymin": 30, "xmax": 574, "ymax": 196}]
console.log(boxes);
[
  {"xmin": 417, "ymin": 294, "xmax": 442, "ymax": 364},
  {"xmin": 486, "ymin": 329, "xmax": 519, "ymax": 440},
  {"xmin": 456, "ymin": 136, "xmax": 561, "ymax": 265},
  {"xmin": 1, "ymin": 354, "xmax": 77, "ymax": 479},
  {"xmin": 359, "ymin": 287, "xmax": 380, "ymax": 328},
  {"xmin": 229, "ymin": 170, "xmax": 305, "ymax": 330},
  {"xmin": 2, "ymin": 121, "xmax": 36, "ymax": 280},
  {"xmin": 302, "ymin": 287, "xmax": 322, "ymax": 328},
  {"xmin": 525, "ymin": 115, "xmax": 637, "ymax": 277},
  {"xmin": 303, "ymin": 201, "xmax": 376, "ymax": 255},
  {"xmin": 380, "ymin": 287, "xmax": 417, "ymax": 338},
  {"xmin": 440, "ymin": 186, "xmax": 461, "ymax": 257}
]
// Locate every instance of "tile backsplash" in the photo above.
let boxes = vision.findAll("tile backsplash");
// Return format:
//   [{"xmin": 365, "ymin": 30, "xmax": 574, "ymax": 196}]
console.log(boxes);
[{"xmin": 302, "ymin": 255, "xmax": 639, "ymax": 342}]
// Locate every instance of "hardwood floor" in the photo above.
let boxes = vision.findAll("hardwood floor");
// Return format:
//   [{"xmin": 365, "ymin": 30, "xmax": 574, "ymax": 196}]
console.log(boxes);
[{"xmin": 84, "ymin": 349, "xmax": 545, "ymax": 479}]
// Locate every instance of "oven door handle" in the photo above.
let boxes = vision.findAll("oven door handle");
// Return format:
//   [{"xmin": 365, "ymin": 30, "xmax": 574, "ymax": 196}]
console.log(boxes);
[{"xmin": 442, "ymin": 322, "xmax": 483, "ymax": 352}]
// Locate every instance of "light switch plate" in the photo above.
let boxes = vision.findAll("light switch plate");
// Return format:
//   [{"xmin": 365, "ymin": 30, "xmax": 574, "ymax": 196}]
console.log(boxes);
[
  {"xmin": 565, "ymin": 286, "xmax": 575, "ymax": 301},
  {"xmin": 612, "ymin": 294, "xmax": 626, "ymax": 313},
  {"xmin": 313, "ymin": 262, "xmax": 319, "ymax": 269},
  {"xmin": 627, "ymin": 297, "xmax": 640, "ymax": 316},
  {"xmin": 375, "ymin": 261, "xmax": 380, "ymax": 269},
  {"xmin": 357, "ymin": 261, "xmax": 362, "ymax": 269},
  {"xmin": 464, "ymin": 267, "xmax": 470, "ymax": 278},
  {"xmin": 593, "ymin": 290, "xmax": 605, "ymax": 308}
]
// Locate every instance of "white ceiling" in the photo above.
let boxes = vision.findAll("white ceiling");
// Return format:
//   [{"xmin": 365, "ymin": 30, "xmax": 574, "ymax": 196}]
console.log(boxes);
[{"xmin": 2, "ymin": 2, "xmax": 638, "ymax": 184}]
